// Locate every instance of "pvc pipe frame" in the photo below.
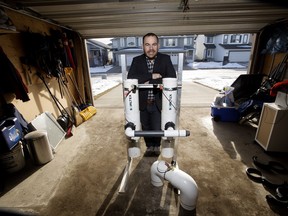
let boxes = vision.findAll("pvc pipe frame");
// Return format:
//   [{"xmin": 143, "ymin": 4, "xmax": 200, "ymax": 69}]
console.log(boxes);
[{"xmin": 150, "ymin": 160, "xmax": 198, "ymax": 211}]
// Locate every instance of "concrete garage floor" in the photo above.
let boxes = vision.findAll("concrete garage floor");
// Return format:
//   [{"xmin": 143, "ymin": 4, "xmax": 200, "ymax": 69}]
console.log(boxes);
[{"xmin": 0, "ymin": 77, "xmax": 288, "ymax": 216}]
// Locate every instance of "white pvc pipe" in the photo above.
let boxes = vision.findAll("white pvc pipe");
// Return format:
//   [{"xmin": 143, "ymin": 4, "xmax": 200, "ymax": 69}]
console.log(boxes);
[
  {"xmin": 164, "ymin": 130, "xmax": 189, "ymax": 137},
  {"xmin": 161, "ymin": 139, "xmax": 174, "ymax": 159},
  {"xmin": 119, "ymin": 157, "xmax": 132, "ymax": 193},
  {"xmin": 124, "ymin": 127, "xmax": 190, "ymax": 138},
  {"xmin": 150, "ymin": 160, "xmax": 198, "ymax": 211},
  {"xmin": 124, "ymin": 127, "xmax": 134, "ymax": 137},
  {"xmin": 138, "ymin": 83, "xmax": 162, "ymax": 89},
  {"xmin": 161, "ymin": 78, "xmax": 178, "ymax": 133},
  {"xmin": 123, "ymin": 79, "xmax": 141, "ymax": 141}
]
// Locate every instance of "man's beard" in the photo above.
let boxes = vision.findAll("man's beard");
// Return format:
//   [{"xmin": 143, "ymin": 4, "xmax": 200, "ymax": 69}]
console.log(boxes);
[{"xmin": 145, "ymin": 50, "xmax": 157, "ymax": 60}]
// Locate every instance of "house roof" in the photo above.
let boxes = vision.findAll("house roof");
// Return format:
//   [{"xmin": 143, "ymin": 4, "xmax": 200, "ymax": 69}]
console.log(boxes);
[
  {"xmin": 219, "ymin": 44, "xmax": 252, "ymax": 50},
  {"xmin": 2, "ymin": 0, "xmax": 288, "ymax": 38},
  {"xmin": 86, "ymin": 39, "xmax": 111, "ymax": 49},
  {"xmin": 204, "ymin": 44, "xmax": 216, "ymax": 49}
]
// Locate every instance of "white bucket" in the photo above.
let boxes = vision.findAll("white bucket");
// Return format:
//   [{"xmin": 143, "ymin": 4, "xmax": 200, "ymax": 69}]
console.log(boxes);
[
  {"xmin": 0, "ymin": 142, "xmax": 25, "ymax": 173},
  {"xmin": 24, "ymin": 130, "xmax": 54, "ymax": 165}
]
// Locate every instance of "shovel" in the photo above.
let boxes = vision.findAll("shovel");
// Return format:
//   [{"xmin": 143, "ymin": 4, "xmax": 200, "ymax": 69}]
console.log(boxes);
[{"xmin": 64, "ymin": 67, "xmax": 97, "ymax": 121}]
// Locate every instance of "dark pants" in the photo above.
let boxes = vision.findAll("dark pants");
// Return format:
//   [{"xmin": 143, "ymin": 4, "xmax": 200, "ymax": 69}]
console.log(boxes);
[{"xmin": 140, "ymin": 103, "xmax": 161, "ymax": 147}]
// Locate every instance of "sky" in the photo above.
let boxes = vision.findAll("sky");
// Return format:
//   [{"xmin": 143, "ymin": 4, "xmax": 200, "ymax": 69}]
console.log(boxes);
[{"xmin": 94, "ymin": 38, "xmax": 113, "ymax": 45}]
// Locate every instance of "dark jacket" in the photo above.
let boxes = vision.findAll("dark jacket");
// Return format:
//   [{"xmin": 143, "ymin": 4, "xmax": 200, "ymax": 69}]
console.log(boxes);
[{"xmin": 127, "ymin": 52, "xmax": 176, "ymax": 110}]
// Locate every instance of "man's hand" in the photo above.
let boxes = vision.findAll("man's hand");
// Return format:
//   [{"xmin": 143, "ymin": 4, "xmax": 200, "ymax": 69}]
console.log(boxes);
[{"xmin": 152, "ymin": 73, "xmax": 162, "ymax": 79}]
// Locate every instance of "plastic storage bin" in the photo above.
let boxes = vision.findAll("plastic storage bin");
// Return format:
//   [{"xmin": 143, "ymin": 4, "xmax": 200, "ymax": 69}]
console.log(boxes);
[
  {"xmin": 211, "ymin": 103, "xmax": 240, "ymax": 122},
  {"xmin": 0, "ymin": 117, "xmax": 22, "ymax": 152}
]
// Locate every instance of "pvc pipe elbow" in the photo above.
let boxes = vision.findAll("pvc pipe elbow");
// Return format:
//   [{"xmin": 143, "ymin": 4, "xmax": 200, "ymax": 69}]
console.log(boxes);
[
  {"xmin": 150, "ymin": 160, "xmax": 198, "ymax": 211},
  {"xmin": 125, "ymin": 127, "xmax": 134, "ymax": 137}
]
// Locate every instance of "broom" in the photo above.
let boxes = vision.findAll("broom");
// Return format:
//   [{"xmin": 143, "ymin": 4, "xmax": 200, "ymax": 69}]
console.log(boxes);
[{"xmin": 64, "ymin": 67, "xmax": 97, "ymax": 121}]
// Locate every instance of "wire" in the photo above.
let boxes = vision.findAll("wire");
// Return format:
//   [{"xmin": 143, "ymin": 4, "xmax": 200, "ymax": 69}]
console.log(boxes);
[
  {"xmin": 156, "ymin": 161, "xmax": 171, "ymax": 181},
  {"xmin": 124, "ymin": 89, "xmax": 132, "ymax": 99},
  {"xmin": 124, "ymin": 86, "xmax": 136, "ymax": 124},
  {"xmin": 180, "ymin": 0, "xmax": 190, "ymax": 12},
  {"xmin": 162, "ymin": 90, "xmax": 178, "ymax": 111},
  {"xmin": 124, "ymin": 84, "xmax": 137, "ymax": 99}
]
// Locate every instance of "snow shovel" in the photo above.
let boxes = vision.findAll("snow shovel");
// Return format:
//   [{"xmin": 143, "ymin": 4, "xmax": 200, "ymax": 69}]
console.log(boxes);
[
  {"xmin": 79, "ymin": 105, "xmax": 97, "ymax": 121},
  {"xmin": 64, "ymin": 67, "xmax": 97, "ymax": 121}
]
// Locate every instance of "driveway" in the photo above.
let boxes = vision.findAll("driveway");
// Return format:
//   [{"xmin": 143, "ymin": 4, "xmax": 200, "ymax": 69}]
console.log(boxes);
[{"xmin": 91, "ymin": 67, "xmax": 247, "ymax": 105}]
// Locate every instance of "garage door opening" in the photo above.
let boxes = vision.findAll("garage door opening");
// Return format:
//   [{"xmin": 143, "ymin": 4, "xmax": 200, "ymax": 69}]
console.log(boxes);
[{"xmin": 86, "ymin": 34, "xmax": 251, "ymax": 104}]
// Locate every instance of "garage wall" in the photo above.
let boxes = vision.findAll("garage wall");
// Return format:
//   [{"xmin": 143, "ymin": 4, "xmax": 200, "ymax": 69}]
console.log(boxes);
[{"xmin": 0, "ymin": 7, "xmax": 86, "ymax": 122}]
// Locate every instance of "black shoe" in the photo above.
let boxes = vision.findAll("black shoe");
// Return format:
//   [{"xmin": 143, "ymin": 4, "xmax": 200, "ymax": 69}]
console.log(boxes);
[
  {"xmin": 266, "ymin": 194, "xmax": 288, "ymax": 215},
  {"xmin": 144, "ymin": 146, "xmax": 154, "ymax": 157},
  {"xmin": 144, "ymin": 146, "xmax": 160, "ymax": 157},
  {"xmin": 253, "ymin": 156, "xmax": 288, "ymax": 174},
  {"xmin": 154, "ymin": 146, "xmax": 160, "ymax": 156},
  {"xmin": 277, "ymin": 186, "xmax": 288, "ymax": 200}
]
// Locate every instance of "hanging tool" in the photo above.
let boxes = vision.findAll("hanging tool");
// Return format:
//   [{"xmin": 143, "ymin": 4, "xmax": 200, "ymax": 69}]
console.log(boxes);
[
  {"xmin": 64, "ymin": 67, "xmax": 89, "ymax": 109},
  {"xmin": 37, "ymin": 72, "xmax": 73, "ymax": 136},
  {"xmin": 64, "ymin": 67, "xmax": 97, "ymax": 121},
  {"xmin": 58, "ymin": 69, "xmax": 84, "ymax": 126}
]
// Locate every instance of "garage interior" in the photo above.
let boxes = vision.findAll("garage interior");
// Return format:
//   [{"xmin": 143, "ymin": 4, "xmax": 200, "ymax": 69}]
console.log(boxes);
[{"xmin": 0, "ymin": 0, "xmax": 288, "ymax": 215}]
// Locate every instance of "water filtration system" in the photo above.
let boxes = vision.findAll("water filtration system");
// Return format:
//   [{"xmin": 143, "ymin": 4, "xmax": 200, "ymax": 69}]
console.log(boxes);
[{"xmin": 121, "ymin": 76, "xmax": 198, "ymax": 212}]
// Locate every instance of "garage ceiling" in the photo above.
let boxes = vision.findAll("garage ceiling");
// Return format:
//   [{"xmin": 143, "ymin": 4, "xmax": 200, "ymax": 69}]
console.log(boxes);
[{"xmin": 2, "ymin": 0, "xmax": 288, "ymax": 38}]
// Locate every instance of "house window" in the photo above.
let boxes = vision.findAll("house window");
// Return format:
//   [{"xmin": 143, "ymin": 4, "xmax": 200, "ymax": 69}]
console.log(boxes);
[
  {"xmin": 230, "ymin": 34, "xmax": 242, "ymax": 44},
  {"xmin": 184, "ymin": 37, "xmax": 193, "ymax": 45},
  {"xmin": 127, "ymin": 37, "xmax": 136, "ymax": 47},
  {"xmin": 164, "ymin": 38, "xmax": 177, "ymax": 47},
  {"xmin": 206, "ymin": 36, "xmax": 213, "ymax": 43},
  {"xmin": 138, "ymin": 37, "xmax": 143, "ymax": 47},
  {"xmin": 223, "ymin": 35, "xmax": 228, "ymax": 44},
  {"xmin": 188, "ymin": 50, "xmax": 194, "ymax": 56},
  {"xmin": 112, "ymin": 40, "xmax": 118, "ymax": 48},
  {"xmin": 243, "ymin": 34, "xmax": 248, "ymax": 44},
  {"xmin": 120, "ymin": 38, "xmax": 125, "ymax": 47},
  {"xmin": 185, "ymin": 50, "xmax": 194, "ymax": 60},
  {"xmin": 93, "ymin": 50, "xmax": 100, "ymax": 56},
  {"xmin": 206, "ymin": 49, "xmax": 213, "ymax": 58}
]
